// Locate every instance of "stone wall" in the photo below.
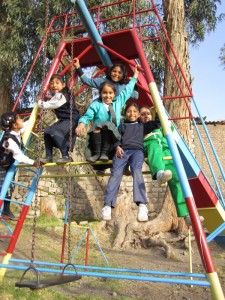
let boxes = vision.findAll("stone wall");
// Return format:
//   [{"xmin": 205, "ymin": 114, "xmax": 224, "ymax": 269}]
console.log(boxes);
[
  {"xmin": 14, "ymin": 122, "xmax": 225, "ymax": 219},
  {"xmin": 14, "ymin": 161, "xmax": 167, "ymax": 219}
]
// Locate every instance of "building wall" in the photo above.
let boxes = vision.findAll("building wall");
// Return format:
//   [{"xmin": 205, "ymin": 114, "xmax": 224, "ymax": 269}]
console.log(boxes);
[{"xmin": 193, "ymin": 123, "xmax": 225, "ymax": 195}]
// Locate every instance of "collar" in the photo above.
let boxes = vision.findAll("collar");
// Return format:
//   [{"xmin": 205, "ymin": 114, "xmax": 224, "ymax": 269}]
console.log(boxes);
[
  {"xmin": 9, "ymin": 130, "xmax": 22, "ymax": 138},
  {"xmin": 124, "ymin": 120, "xmax": 139, "ymax": 124}
]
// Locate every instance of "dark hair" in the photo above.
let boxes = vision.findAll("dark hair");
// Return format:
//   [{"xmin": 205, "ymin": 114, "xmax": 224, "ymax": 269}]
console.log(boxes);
[
  {"xmin": 99, "ymin": 81, "xmax": 117, "ymax": 101},
  {"xmin": 50, "ymin": 73, "xmax": 65, "ymax": 83},
  {"xmin": 49, "ymin": 73, "xmax": 71, "ymax": 95},
  {"xmin": 124, "ymin": 102, "xmax": 140, "ymax": 114},
  {"xmin": 106, "ymin": 64, "xmax": 127, "ymax": 84},
  {"xmin": 140, "ymin": 105, "xmax": 151, "ymax": 112},
  {"xmin": 140, "ymin": 105, "xmax": 157, "ymax": 120},
  {"xmin": 140, "ymin": 105, "xmax": 151, "ymax": 110},
  {"xmin": 0, "ymin": 112, "xmax": 17, "ymax": 131}
]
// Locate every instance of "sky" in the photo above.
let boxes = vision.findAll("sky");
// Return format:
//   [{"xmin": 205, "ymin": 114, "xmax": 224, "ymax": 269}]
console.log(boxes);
[{"xmin": 190, "ymin": 3, "xmax": 225, "ymax": 121}]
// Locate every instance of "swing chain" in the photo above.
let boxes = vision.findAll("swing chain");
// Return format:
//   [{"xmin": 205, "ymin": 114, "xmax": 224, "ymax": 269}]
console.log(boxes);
[
  {"xmin": 66, "ymin": 1, "xmax": 77, "ymax": 264},
  {"xmin": 30, "ymin": 0, "xmax": 49, "ymax": 263}
]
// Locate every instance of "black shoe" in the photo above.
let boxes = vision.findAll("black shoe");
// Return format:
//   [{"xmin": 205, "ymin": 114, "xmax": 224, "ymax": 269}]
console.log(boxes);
[
  {"xmin": 87, "ymin": 154, "xmax": 100, "ymax": 163},
  {"xmin": 99, "ymin": 153, "xmax": 110, "ymax": 162},
  {"xmin": 96, "ymin": 170, "xmax": 106, "ymax": 176},
  {"xmin": 40, "ymin": 157, "xmax": 53, "ymax": 164},
  {"xmin": 1, "ymin": 211, "xmax": 16, "ymax": 220},
  {"xmin": 56, "ymin": 156, "xmax": 73, "ymax": 163}
]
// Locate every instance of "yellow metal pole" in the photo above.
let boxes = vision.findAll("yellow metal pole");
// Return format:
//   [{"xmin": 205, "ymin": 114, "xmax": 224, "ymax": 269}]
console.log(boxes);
[{"xmin": 22, "ymin": 103, "xmax": 39, "ymax": 146}]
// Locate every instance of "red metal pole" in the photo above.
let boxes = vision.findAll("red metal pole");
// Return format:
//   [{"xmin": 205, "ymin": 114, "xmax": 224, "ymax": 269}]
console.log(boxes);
[
  {"xmin": 85, "ymin": 228, "xmax": 90, "ymax": 266},
  {"xmin": 60, "ymin": 223, "xmax": 67, "ymax": 264},
  {"xmin": 38, "ymin": 42, "xmax": 66, "ymax": 97}
]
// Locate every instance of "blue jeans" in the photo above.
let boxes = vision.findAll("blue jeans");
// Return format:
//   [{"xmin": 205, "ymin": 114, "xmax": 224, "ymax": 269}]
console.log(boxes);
[{"xmin": 104, "ymin": 150, "xmax": 147, "ymax": 207}]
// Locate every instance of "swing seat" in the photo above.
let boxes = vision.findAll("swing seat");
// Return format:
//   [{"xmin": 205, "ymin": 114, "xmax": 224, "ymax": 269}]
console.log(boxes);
[
  {"xmin": 15, "ymin": 263, "xmax": 81, "ymax": 290},
  {"xmin": 15, "ymin": 274, "xmax": 82, "ymax": 290}
]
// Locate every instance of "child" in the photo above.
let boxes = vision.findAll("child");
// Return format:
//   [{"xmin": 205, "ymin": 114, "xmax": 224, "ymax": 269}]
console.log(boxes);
[
  {"xmin": 75, "ymin": 67, "xmax": 139, "ymax": 163},
  {"xmin": 139, "ymin": 106, "xmax": 173, "ymax": 186},
  {"xmin": 139, "ymin": 106, "xmax": 196, "ymax": 225},
  {"xmin": 74, "ymin": 57, "xmax": 139, "ymax": 100},
  {"xmin": 38, "ymin": 74, "xmax": 79, "ymax": 163},
  {"xmin": 0, "ymin": 112, "xmax": 38, "ymax": 219},
  {"xmin": 102, "ymin": 103, "xmax": 159, "ymax": 222}
]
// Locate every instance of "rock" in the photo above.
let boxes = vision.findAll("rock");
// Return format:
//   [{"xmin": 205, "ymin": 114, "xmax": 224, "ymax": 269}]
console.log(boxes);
[
  {"xmin": 40, "ymin": 196, "xmax": 57, "ymax": 217},
  {"xmin": 79, "ymin": 221, "xmax": 89, "ymax": 226}
]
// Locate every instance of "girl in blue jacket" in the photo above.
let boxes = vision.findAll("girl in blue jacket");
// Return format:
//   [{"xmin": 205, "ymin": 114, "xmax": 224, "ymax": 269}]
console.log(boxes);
[
  {"xmin": 75, "ymin": 67, "xmax": 139, "ymax": 162},
  {"xmin": 74, "ymin": 57, "xmax": 139, "ymax": 100}
]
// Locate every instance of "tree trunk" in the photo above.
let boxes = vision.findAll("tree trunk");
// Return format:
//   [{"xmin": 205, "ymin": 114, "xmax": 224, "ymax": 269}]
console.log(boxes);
[
  {"xmin": 95, "ymin": 1, "xmax": 193, "ymax": 251},
  {"xmin": 0, "ymin": 71, "xmax": 12, "ymax": 115},
  {"xmin": 96, "ymin": 174, "xmax": 186, "ymax": 251},
  {"xmin": 162, "ymin": 0, "xmax": 194, "ymax": 233},
  {"xmin": 163, "ymin": 0, "xmax": 193, "ymax": 147}
]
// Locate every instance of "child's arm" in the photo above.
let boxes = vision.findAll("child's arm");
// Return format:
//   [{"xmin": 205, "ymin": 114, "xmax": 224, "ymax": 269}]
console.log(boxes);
[
  {"xmin": 74, "ymin": 57, "xmax": 105, "ymax": 89},
  {"xmin": 74, "ymin": 57, "xmax": 81, "ymax": 69},
  {"xmin": 75, "ymin": 103, "xmax": 97, "ymax": 136},
  {"xmin": 115, "ymin": 146, "xmax": 124, "ymax": 158},
  {"xmin": 38, "ymin": 93, "xmax": 66, "ymax": 110},
  {"xmin": 114, "ymin": 66, "xmax": 139, "ymax": 108},
  {"xmin": 75, "ymin": 122, "xmax": 85, "ymax": 136},
  {"xmin": 8, "ymin": 138, "xmax": 35, "ymax": 165},
  {"xmin": 133, "ymin": 65, "xmax": 139, "ymax": 79}
]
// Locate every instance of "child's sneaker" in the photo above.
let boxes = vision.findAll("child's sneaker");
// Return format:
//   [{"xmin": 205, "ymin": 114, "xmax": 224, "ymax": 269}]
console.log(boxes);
[
  {"xmin": 137, "ymin": 204, "xmax": 148, "ymax": 222},
  {"xmin": 56, "ymin": 156, "xmax": 73, "ymax": 163},
  {"xmin": 184, "ymin": 214, "xmax": 204, "ymax": 227},
  {"xmin": 101, "ymin": 206, "xmax": 111, "ymax": 220},
  {"xmin": 1, "ymin": 211, "xmax": 16, "ymax": 220},
  {"xmin": 157, "ymin": 170, "xmax": 172, "ymax": 186},
  {"xmin": 96, "ymin": 169, "xmax": 106, "ymax": 176},
  {"xmin": 40, "ymin": 157, "xmax": 53, "ymax": 164}
]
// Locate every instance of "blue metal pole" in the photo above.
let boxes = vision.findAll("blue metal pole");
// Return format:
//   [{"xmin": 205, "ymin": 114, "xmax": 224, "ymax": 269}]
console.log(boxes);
[
  {"xmin": 4, "ymin": 263, "xmax": 210, "ymax": 286},
  {"xmin": 0, "ymin": 164, "xmax": 17, "ymax": 213},
  {"xmin": 71, "ymin": 0, "xmax": 112, "ymax": 66},
  {"xmin": 89, "ymin": 227, "xmax": 109, "ymax": 266},
  {"xmin": 10, "ymin": 258, "xmax": 206, "ymax": 278}
]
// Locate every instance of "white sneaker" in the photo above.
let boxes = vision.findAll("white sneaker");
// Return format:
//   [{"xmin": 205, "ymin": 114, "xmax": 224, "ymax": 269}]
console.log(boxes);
[
  {"xmin": 184, "ymin": 215, "xmax": 204, "ymax": 227},
  {"xmin": 101, "ymin": 206, "xmax": 111, "ymax": 220},
  {"xmin": 157, "ymin": 170, "xmax": 172, "ymax": 186},
  {"xmin": 137, "ymin": 204, "xmax": 148, "ymax": 222}
]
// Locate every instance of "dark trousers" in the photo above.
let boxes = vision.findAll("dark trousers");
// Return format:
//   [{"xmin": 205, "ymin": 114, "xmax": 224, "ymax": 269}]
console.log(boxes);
[{"xmin": 104, "ymin": 150, "xmax": 147, "ymax": 207}]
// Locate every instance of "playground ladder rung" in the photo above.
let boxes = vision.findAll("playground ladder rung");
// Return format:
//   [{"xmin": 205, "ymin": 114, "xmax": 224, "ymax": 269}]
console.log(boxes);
[
  {"xmin": 11, "ymin": 181, "xmax": 31, "ymax": 189},
  {"xmin": 1, "ymin": 198, "xmax": 25, "ymax": 206},
  {"xmin": 0, "ymin": 235, "xmax": 13, "ymax": 239},
  {"xmin": 31, "ymin": 131, "xmax": 39, "ymax": 138}
]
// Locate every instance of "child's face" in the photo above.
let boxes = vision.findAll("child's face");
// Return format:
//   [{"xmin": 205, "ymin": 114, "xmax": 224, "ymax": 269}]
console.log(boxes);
[
  {"xmin": 110, "ymin": 66, "xmax": 124, "ymax": 82},
  {"xmin": 139, "ymin": 108, "xmax": 152, "ymax": 123},
  {"xmin": 49, "ymin": 78, "xmax": 65, "ymax": 94},
  {"xmin": 100, "ymin": 85, "xmax": 116, "ymax": 105},
  {"xmin": 12, "ymin": 115, "xmax": 23, "ymax": 131},
  {"xmin": 125, "ymin": 105, "xmax": 140, "ymax": 122}
]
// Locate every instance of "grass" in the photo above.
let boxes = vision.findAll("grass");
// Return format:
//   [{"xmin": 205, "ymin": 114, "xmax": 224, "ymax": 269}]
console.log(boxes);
[
  {"xmin": 1, "ymin": 214, "xmax": 223, "ymax": 299},
  {"xmin": 0, "ymin": 214, "xmax": 120, "ymax": 300}
]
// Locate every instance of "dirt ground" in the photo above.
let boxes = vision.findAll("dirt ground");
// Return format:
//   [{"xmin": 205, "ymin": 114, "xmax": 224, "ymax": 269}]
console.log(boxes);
[
  {"xmin": 1, "ymin": 221, "xmax": 225, "ymax": 300},
  {"xmin": 52, "ymin": 241, "xmax": 225, "ymax": 300}
]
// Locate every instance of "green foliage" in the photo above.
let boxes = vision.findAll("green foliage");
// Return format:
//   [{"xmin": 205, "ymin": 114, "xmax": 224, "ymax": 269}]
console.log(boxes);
[
  {"xmin": 0, "ymin": 0, "xmax": 71, "ymax": 107},
  {"xmin": 184, "ymin": 0, "xmax": 221, "ymax": 44},
  {"xmin": 219, "ymin": 43, "xmax": 225, "ymax": 69},
  {"xmin": 0, "ymin": 0, "xmax": 223, "ymax": 110}
]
